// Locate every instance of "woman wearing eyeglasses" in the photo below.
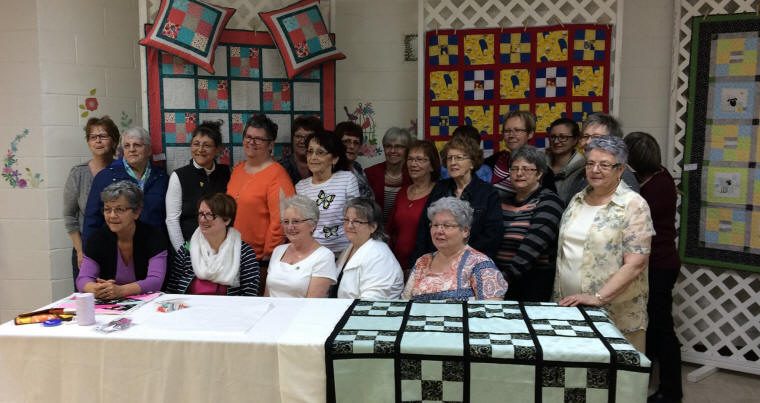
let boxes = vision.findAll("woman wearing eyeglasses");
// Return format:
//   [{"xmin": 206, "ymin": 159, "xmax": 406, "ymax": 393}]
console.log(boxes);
[
  {"xmin": 495, "ymin": 146, "xmax": 564, "ymax": 302},
  {"xmin": 335, "ymin": 121, "xmax": 373, "ymax": 199},
  {"xmin": 265, "ymin": 195, "xmax": 337, "ymax": 298},
  {"xmin": 64, "ymin": 116, "xmax": 120, "ymax": 283},
  {"xmin": 555, "ymin": 135, "xmax": 654, "ymax": 352},
  {"xmin": 402, "ymin": 197, "xmax": 507, "ymax": 301},
  {"xmin": 364, "ymin": 127, "xmax": 413, "ymax": 223},
  {"xmin": 335, "ymin": 198, "xmax": 404, "ymax": 299},
  {"xmin": 165, "ymin": 121, "xmax": 231, "ymax": 253},
  {"xmin": 386, "ymin": 140, "xmax": 440, "ymax": 276},
  {"xmin": 411, "ymin": 135, "xmax": 502, "ymax": 264},
  {"xmin": 77, "ymin": 181, "xmax": 167, "ymax": 299},
  {"xmin": 295, "ymin": 130, "xmax": 360, "ymax": 255},
  {"xmin": 546, "ymin": 118, "xmax": 586, "ymax": 204},
  {"xmin": 279, "ymin": 115, "xmax": 322, "ymax": 184},
  {"xmin": 166, "ymin": 193, "xmax": 259, "ymax": 296},
  {"xmin": 485, "ymin": 110, "xmax": 535, "ymax": 186}
]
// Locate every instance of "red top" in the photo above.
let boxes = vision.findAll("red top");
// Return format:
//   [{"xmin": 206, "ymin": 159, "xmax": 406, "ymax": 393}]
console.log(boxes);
[
  {"xmin": 639, "ymin": 167, "xmax": 681, "ymax": 270},
  {"xmin": 364, "ymin": 162, "xmax": 412, "ymax": 209},
  {"xmin": 386, "ymin": 185, "xmax": 430, "ymax": 272}
]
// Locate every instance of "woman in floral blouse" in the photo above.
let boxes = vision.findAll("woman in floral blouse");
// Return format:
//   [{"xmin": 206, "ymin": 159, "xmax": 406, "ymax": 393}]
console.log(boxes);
[
  {"xmin": 554, "ymin": 135, "xmax": 655, "ymax": 352},
  {"xmin": 403, "ymin": 197, "xmax": 508, "ymax": 301}
]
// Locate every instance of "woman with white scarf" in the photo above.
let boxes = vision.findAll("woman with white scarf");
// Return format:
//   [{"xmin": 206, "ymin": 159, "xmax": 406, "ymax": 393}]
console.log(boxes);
[{"xmin": 167, "ymin": 193, "xmax": 260, "ymax": 296}]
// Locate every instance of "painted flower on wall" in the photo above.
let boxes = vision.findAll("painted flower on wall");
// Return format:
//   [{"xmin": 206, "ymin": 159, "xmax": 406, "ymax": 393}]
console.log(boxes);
[
  {"xmin": 78, "ymin": 88, "xmax": 99, "ymax": 118},
  {"xmin": 2, "ymin": 129, "xmax": 44, "ymax": 189},
  {"xmin": 344, "ymin": 102, "xmax": 382, "ymax": 157}
]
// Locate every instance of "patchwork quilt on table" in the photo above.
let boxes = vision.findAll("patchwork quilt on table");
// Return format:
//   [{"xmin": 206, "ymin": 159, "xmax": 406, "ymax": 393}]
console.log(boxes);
[
  {"xmin": 681, "ymin": 14, "xmax": 760, "ymax": 272},
  {"xmin": 145, "ymin": 27, "xmax": 336, "ymax": 173},
  {"xmin": 425, "ymin": 25, "xmax": 611, "ymax": 153},
  {"xmin": 325, "ymin": 300, "xmax": 650, "ymax": 403}
]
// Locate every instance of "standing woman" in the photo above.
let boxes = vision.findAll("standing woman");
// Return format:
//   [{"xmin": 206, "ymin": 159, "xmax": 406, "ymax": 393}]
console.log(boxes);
[
  {"xmin": 546, "ymin": 118, "xmax": 585, "ymax": 204},
  {"xmin": 64, "ymin": 116, "xmax": 120, "ymax": 281},
  {"xmin": 295, "ymin": 130, "xmax": 360, "ymax": 255},
  {"xmin": 279, "ymin": 115, "xmax": 322, "ymax": 184},
  {"xmin": 227, "ymin": 114, "xmax": 295, "ymax": 285},
  {"xmin": 625, "ymin": 132, "xmax": 682, "ymax": 403},
  {"xmin": 335, "ymin": 120, "xmax": 373, "ymax": 198},
  {"xmin": 386, "ymin": 140, "xmax": 440, "ymax": 276},
  {"xmin": 364, "ymin": 127, "xmax": 412, "ymax": 222},
  {"xmin": 555, "ymin": 135, "xmax": 654, "ymax": 352},
  {"xmin": 165, "ymin": 121, "xmax": 230, "ymax": 253}
]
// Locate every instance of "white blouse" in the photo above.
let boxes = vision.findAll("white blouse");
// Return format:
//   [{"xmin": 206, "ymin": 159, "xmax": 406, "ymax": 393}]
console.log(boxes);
[
  {"xmin": 336, "ymin": 238, "xmax": 404, "ymax": 300},
  {"xmin": 266, "ymin": 243, "xmax": 337, "ymax": 298}
]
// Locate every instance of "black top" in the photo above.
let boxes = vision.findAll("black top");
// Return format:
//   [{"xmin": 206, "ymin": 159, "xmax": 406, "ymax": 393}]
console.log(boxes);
[
  {"xmin": 174, "ymin": 162, "xmax": 231, "ymax": 242},
  {"xmin": 85, "ymin": 221, "xmax": 168, "ymax": 281}
]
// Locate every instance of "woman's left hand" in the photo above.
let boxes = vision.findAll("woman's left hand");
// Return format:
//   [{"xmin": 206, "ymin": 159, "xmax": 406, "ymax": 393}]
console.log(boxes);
[
  {"xmin": 558, "ymin": 293, "xmax": 600, "ymax": 307},
  {"xmin": 94, "ymin": 279, "xmax": 122, "ymax": 300}
]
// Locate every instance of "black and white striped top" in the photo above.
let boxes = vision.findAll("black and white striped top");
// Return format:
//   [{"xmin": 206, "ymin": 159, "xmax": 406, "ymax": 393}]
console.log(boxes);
[{"xmin": 166, "ymin": 241, "xmax": 260, "ymax": 296}]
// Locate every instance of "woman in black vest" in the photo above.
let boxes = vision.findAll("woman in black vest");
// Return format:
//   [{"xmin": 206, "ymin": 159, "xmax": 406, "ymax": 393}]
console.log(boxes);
[
  {"xmin": 77, "ymin": 181, "xmax": 167, "ymax": 299},
  {"xmin": 165, "ymin": 120, "xmax": 231, "ymax": 252}
]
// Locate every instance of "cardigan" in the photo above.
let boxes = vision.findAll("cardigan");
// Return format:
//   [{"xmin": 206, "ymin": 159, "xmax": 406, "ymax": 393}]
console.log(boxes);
[
  {"xmin": 166, "ymin": 241, "xmax": 260, "ymax": 296},
  {"xmin": 335, "ymin": 238, "xmax": 404, "ymax": 299},
  {"xmin": 364, "ymin": 162, "xmax": 412, "ymax": 213}
]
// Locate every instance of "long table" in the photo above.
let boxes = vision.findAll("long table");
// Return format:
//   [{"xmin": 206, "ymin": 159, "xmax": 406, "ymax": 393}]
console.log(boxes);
[{"xmin": 0, "ymin": 296, "xmax": 650, "ymax": 403}]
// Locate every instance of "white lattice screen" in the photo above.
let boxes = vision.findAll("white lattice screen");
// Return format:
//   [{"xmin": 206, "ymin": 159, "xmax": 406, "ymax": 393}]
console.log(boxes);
[
  {"xmin": 670, "ymin": 0, "xmax": 760, "ymax": 377},
  {"xmin": 418, "ymin": 0, "xmax": 624, "ymax": 138}
]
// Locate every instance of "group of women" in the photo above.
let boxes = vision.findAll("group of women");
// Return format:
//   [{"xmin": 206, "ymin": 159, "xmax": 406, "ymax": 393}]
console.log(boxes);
[{"xmin": 63, "ymin": 111, "xmax": 681, "ymax": 402}]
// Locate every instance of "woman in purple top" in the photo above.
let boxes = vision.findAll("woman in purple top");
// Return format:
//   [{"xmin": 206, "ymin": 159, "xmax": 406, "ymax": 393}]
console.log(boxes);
[{"xmin": 77, "ymin": 181, "xmax": 167, "ymax": 299}]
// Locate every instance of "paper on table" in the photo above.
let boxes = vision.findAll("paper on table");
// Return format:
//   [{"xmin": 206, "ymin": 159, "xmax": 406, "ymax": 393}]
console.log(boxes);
[{"xmin": 136, "ymin": 297, "xmax": 274, "ymax": 333}]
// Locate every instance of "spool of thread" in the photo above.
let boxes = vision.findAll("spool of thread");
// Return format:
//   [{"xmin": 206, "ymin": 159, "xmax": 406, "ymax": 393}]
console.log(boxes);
[{"xmin": 75, "ymin": 293, "xmax": 96, "ymax": 326}]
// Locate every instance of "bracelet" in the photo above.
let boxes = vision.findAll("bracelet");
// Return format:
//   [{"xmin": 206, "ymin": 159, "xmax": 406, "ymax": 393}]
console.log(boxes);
[{"xmin": 594, "ymin": 292, "xmax": 607, "ymax": 305}]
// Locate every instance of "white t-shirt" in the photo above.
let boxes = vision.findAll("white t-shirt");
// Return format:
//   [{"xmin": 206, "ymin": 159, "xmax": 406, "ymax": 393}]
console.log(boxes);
[
  {"xmin": 266, "ymin": 243, "xmax": 338, "ymax": 298},
  {"xmin": 295, "ymin": 170, "xmax": 360, "ymax": 254},
  {"xmin": 558, "ymin": 201, "xmax": 603, "ymax": 295}
]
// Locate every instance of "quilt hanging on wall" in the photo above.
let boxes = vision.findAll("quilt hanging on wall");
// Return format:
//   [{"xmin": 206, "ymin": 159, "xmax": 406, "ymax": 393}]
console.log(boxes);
[
  {"xmin": 424, "ymin": 25, "xmax": 611, "ymax": 153},
  {"xmin": 681, "ymin": 14, "xmax": 760, "ymax": 273},
  {"xmin": 146, "ymin": 27, "xmax": 335, "ymax": 173}
]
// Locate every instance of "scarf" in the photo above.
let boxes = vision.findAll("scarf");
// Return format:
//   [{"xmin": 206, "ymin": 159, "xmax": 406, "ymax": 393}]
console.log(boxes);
[{"xmin": 189, "ymin": 227, "xmax": 241, "ymax": 287}]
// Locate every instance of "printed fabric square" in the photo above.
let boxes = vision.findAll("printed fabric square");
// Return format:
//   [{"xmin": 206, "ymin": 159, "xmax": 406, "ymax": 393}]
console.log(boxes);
[
  {"xmin": 231, "ymin": 112, "xmax": 253, "ymax": 143},
  {"xmin": 263, "ymin": 81, "xmax": 292, "ymax": 111},
  {"xmin": 464, "ymin": 34, "xmax": 495, "ymax": 65},
  {"xmin": 573, "ymin": 29, "xmax": 607, "ymax": 61},
  {"xmin": 430, "ymin": 71, "xmax": 459, "ymax": 101},
  {"xmin": 537, "ymin": 30, "xmax": 569, "ymax": 62},
  {"xmin": 712, "ymin": 32, "xmax": 759, "ymax": 77},
  {"xmin": 259, "ymin": 0, "xmax": 345, "ymax": 79},
  {"xmin": 500, "ymin": 69, "xmax": 530, "ymax": 99},
  {"xmin": 430, "ymin": 105, "xmax": 459, "ymax": 136},
  {"xmin": 464, "ymin": 70, "xmax": 495, "ymax": 100},
  {"xmin": 160, "ymin": 52, "xmax": 195, "ymax": 75},
  {"xmin": 571, "ymin": 101, "xmax": 604, "ymax": 122},
  {"xmin": 573, "ymin": 66, "xmax": 604, "ymax": 96},
  {"xmin": 429, "ymin": 34, "xmax": 458, "ymax": 66},
  {"xmin": 164, "ymin": 112, "xmax": 198, "ymax": 143},
  {"xmin": 139, "ymin": 0, "xmax": 235, "ymax": 74},
  {"xmin": 535, "ymin": 103, "xmax": 567, "ymax": 135},
  {"xmin": 229, "ymin": 46, "xmax": 260, "ymax": 78},
  {"xmin": 536, "ymin": 67, "xmax": 568, "ymax": 97},
  {"xmin": 463, "ymin": 105, "xmax": 494, "ymax": 136},
  {"xmin": 500, "ymin": 32, "xmax": 531, "ymax": 64},
  {"xmin": 197, "ymin": 78, "xmax": 229, "ymax": 110}
]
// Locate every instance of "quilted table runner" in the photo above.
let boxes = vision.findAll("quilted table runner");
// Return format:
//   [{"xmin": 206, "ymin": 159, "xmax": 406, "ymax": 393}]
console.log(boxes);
[{"xmin": 325, "ymin": 300, "xmax": 649, "ymax": 403}]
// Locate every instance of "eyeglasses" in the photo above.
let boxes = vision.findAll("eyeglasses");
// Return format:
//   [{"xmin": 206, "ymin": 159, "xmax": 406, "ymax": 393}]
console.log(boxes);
[
  {"xmin": 445, "ymin": 154, "xmax": 470, "ymax": 163},
  {"xmin": 502, "ymin": 128, "xmax": 528, "ymax": 136},
  {"xmin": 585, "ymin": 161, "xmax": 621, "ymax": 171},
  {"xmin": 509, "ymin": 166, "xmax": 538, "ymax": 173},
  {"xmin": 197, "ymin": 211, "xmax": 217, "ymax": 221},
  {"xmin": 88, "ymin": 134, "xmax": 109, "ymax": 142},
  {"xmin": 281, "ymin": 218, "xmax": 310, "ymax": 226},
  {"xmin": 549, "ymin": 135, "xmax": 575, "ymax": 143},
  {"xmin": 191, "ymin": 141, "xmax": 215, "ymax": 150},
  {"xmin": 342, "ymin": 218, "xmax": 369, "ymax": 226},
  {"xmin": 307, "ymin": 148, "xmax": 330, "ymax": 157},
  {"xmin": 342, "ymin": 138, "xmax": 361, "ymax": 146},
  {"xmin": 104, "ymin": 206, "xmax": 133, "ymax": 215},
  {"xmin": 293, "ymin": 134, "xmax": 309, "ymax": 142},
  {"xmin": 430, "ymin": 222, "xmax": 460, "ymax": 231},
  {"xmin": 244, "ymin": 135, "xmax": 272, "ymax": 145},
  {"xmin": 407, "ymin": 157, "xmax": 430, "ymax": 164}
]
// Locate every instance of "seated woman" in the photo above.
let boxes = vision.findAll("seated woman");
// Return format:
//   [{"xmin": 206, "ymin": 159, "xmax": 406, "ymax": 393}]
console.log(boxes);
[
  {"xmin": 265, "ymin": 195, "xmax": 337, "ymax": 298},
  {"xmin": 335, "ymin": 198, "xmax": 404, "ymax": 299},
  {"xmin": 403, "ymin": 197, "xmax": 507, "ymax": 301},
  {"xmin": 166, "ymin": 193, "xmax": 260, "ymax": 296},
  {"xmin": 495, "ymin": 145, "xmax": 564, "ymax": 302},
  {"xmin": 77, "ymin": 181, "xmax": 167, "ymax": 299},
  {"xmin": 555, "ymin": 135, "xmax": 654, "ymax": 352}
]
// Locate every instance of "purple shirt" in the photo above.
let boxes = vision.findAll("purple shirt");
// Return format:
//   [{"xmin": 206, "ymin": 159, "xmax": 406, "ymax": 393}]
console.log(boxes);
[{"xmin": 76, "ymin": 250, "xmax": 167, "ymax": 293}]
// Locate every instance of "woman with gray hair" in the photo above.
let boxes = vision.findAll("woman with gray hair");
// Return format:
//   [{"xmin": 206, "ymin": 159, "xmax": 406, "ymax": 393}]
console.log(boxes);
[
  {"xmin": 555, "ymin": 135, "xmax": 654, "ymax": 352},
  {"xmin": 265, "ymin": 194, "xmax": 337, "ymax": 298},
  {"xmin": 83, "ymin": 126, "xmax": 169, "ymax": 245},
  {"xmin": 335, "ymin": 197, "xmax": 404, "ymax": 299},
  {"xmin": 364, "ymin": 127, "xmax": 413, "ymax": 222},
  {"xmin": 402, "ymin": 197, "xmax": 507, "ymax": 301},
  {"xmin": 77, "ymin": 181, "xmax": 168, "ymax": 299},
  {"xmin": 496, "ymin": 145, "xmax": 564, "ymax": 302}
]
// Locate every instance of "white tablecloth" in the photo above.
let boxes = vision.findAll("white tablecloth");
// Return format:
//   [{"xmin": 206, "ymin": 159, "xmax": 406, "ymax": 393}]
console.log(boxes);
[{"xmin": 0, "ymin": 295, "xmax": 353, "ymax": 403}]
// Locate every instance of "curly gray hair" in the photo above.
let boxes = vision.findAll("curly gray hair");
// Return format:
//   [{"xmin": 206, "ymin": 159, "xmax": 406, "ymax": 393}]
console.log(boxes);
[
  {"xmin": 427, "ymin": 197, "xmax": 474, "ymax": 229},
  {"xmin": 280, "ymin": 194, "xmax": 320, "ymax": 223},
  {"xmin": 101, "ymin": 180, "xmax": 143, "ymax": 209},
  {"xmin": 585, "ymin": 135, "xmax": 628, "ymax": 165}
]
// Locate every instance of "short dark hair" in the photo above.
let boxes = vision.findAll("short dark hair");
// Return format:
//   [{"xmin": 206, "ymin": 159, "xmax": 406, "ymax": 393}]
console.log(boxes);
[
  {"xmin": 84, "ymin": 116, "xmax": 120, "ymax": 155},
  {"xmin": 442, "ymin": 135, "xmax": 483, "ymax": 171},
  {"xmin": 624, "ymin": 131, "xmax": 661, "ymax": 177},
  {"xmin": 334, "ymin": 121, "xmax": 364, "ymax": 144},
  {"xmin": 548, "ymin": 117, "xmax": 580, "ymax": 138},
  {"xmin": 245, "ymin": 114, "xmax": 278, "ymax": 141},
  {"xmin": 305, "ymin": 130, "xmax": 350, "ymax": 172},
  {"xmin": 292, "ymin": 115, "xmax": 323, "ymax": 140},
  {"xmin": 192, "ymin": 120, "xmax": 223, "ymax": 147},
  {"xmin": 452, "ymin": 125, "xmax": 481, "ymax": 145},
  {"xmin": 198, "ymin": 192, "xmax": 237, "ymax": 227},
  {"xmin": 409, "ymin": 140, "xmax": 442, "ymax": 181}
]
